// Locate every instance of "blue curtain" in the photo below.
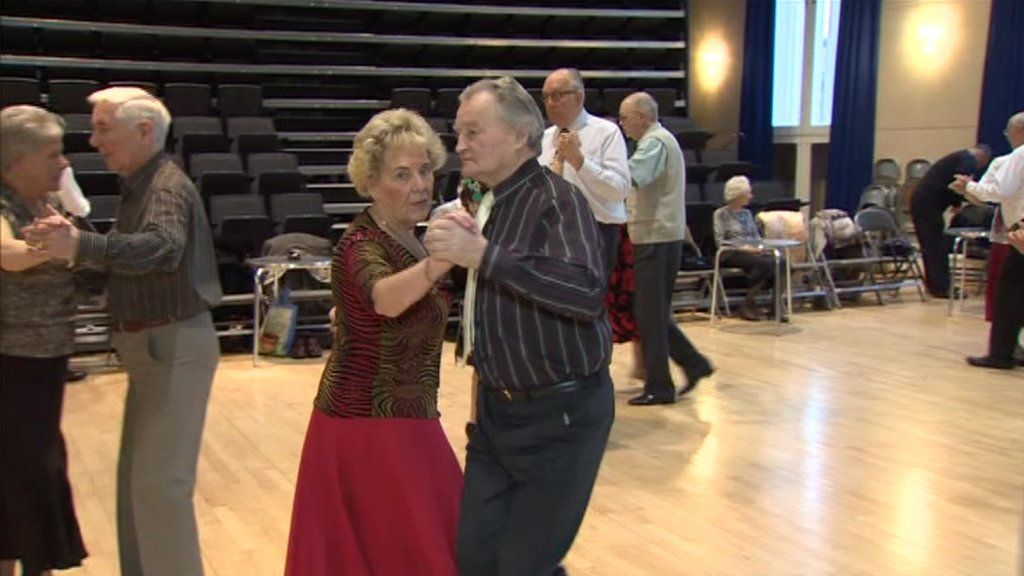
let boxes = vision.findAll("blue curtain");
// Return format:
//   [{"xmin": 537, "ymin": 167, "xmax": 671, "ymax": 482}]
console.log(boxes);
[
  {"xmin": 976, "ymin": 0, "xmax": 1024, "ymax": 157},
  {"xmin": 737, "ymin": 0, "xmax": 775, "ymax": 180},
  {"xmin": 825, "ymin": 0, "xmax": 882, "ymax": 214}
]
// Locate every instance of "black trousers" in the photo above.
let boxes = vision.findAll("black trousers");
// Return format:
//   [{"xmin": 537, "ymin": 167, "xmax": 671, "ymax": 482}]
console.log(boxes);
[
  {"xmin": 988, "ymin": 248, "xmax": 1024, "ymax": 361},
  {"xmin": 912, "ymin": 208, "xmax": 953, "ymax": 296},
  {"xmin": 598, "ymin": 222, "xmax": 620, "ymax": 284},
  {"xmin": 720, "ymin": 250, "xmax": 776, "ymax": 305},
  {"xmin": 457, "ymin": 370, "xmax": 614, "ymax": 576},
  {"xmin": 0, "ymin": 354, "xmax": 86, "ymax": 575},
  {"xmin": 633, "ymin": 241, "xmax": 709, "ymax": 398}
]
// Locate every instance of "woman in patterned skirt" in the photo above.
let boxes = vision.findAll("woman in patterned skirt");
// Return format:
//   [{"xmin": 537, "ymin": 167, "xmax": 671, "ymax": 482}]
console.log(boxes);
[
  {"xmin": 1, "ymin": 105, "xmax": 87, "ymax": 576},
  {"xmin": 606, "ymin": 224, "xmax": 645, "ymax": 378},
  {"xmin": 285, "ymin": 109, "xmax": 462, "ymax": 575}
]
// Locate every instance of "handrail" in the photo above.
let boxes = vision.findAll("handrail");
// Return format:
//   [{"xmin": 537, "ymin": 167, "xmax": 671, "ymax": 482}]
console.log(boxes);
[
  {"xmin": 179, "ymin": 0, "xmax": 685, "ymax": 19},
  {"xmin": 0, "ymin": 54, "xmax": 687, "ymax": 80},
  {"xmin": 0, "ymin": 16, "xmax": 686, "ymax": 50}
]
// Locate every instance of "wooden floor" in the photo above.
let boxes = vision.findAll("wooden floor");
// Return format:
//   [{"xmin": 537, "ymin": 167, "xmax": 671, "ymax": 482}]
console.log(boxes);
[{"xmin": 59, "ymin": 298, "xmax": 1023, "ymax": 576}]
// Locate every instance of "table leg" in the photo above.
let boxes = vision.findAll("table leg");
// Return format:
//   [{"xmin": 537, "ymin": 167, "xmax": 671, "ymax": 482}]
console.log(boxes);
[
  {"xmin": 784, "ymin": 248, "xmax": 793, "ymax": 319},
  {"xmin": 772, "ymin": 248, "xmax": 782, "ymax": 323},
  {"xmin": 948, "ymin": 236, "xmax": 963, "ymax": 316},
  {"xmin": 710, "ymin": 248, "xmax": 723, "ymax": 323},
  {"xmin": 253, "ymin": 267, "xmax": 263, "ymax": 367}
]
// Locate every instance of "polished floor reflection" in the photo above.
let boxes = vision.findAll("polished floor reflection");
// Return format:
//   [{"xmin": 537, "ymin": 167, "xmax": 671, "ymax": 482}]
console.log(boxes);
[{"xmin": 60, "ymin": 300, "xmax": 1023, "ymax": 575}]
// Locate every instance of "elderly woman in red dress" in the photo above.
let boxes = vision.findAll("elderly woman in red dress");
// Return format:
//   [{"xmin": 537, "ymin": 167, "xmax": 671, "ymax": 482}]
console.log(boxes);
[{"xmin": 285, "ymin": 108, "xmax": 462, "ymax": 575}]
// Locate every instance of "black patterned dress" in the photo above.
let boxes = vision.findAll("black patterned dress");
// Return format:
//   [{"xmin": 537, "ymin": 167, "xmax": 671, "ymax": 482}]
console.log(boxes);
[{"xmin": 606, "ymin": 224, "xmax": 638, "ymax": 343}]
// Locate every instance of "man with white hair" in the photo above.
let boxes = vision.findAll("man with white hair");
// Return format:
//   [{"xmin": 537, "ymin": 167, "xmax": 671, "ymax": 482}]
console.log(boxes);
[
  {"xmin": 25, "ymin": 86, "xmax": 222, "ymax": 575},
  {"xmin": 950, "ymin": 111, "xmax": 1024, "ymax": 370},
  {"xmin": 618, "ymin": 91, "xmax": 713, "ymax": 405}
]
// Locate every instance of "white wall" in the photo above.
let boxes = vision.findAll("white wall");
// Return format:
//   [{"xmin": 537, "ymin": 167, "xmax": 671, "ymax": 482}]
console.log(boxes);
[
  {"xmin": 687, "ymin": 0, "xmax": 745, "ymax": 151},
  {"xmin": 874, "ymin": 0, "xmax": 992, "ymax": 165}
]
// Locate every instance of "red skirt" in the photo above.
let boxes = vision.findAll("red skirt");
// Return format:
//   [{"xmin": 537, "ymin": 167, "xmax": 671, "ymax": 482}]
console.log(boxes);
[{"xmin": 285, "ymin": 410, "xmax": 463, "ymax": 576}]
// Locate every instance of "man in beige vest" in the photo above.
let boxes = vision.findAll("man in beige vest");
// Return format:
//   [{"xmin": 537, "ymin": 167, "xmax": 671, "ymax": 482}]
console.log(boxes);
[{"xmin": 619, "ymin": 92, "xmax": 713, "ymax": 405}]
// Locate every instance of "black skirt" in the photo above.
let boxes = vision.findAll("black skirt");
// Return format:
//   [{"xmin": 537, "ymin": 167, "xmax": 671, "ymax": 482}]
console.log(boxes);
[{"xmin": 1, "ymin": 354, "xmax": 87, "ymax": 574}]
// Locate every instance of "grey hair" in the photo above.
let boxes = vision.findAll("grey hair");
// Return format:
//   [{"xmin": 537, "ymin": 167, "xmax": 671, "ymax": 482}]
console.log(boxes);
[
  {"xmin": 723, "ymin": 175, "xmax": 752, "ymax": 203},
  {"xmin": 1, "ymin": 105, "xmax": 65, "ymax": 173},
  {"xmin": 460, "ymin": 76, "xmax": 545, "ymax": 154},
  {"xmin": 627, "ymin": 91, "xmax": 659, "ymax": 122},
  {"xmin": 1009, "ymin": 111, "xmax": 1024, "ymax": 130},
  {"xmin": 560, "ymin": 68, "xmax": 585, "ymax": 92},
  {"xmin": 347, "ymin": 108, "xmax": 447, "ymax": 199},
  {"xmin": 88, "ymin": 86, "xmax": 171, "ymax": 153}
]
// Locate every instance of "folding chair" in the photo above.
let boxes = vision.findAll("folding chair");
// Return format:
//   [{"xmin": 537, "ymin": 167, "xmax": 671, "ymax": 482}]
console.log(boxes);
[{"xmin": 854, "ymin": 206, "xmax": 927, "ymax": 303}]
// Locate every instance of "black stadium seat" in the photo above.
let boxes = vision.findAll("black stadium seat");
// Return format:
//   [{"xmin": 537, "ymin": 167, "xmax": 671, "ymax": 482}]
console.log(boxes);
[
  {"xmin": 1, "ymin": 78, "xmax": 42, "ymax": 107},
  {"xmin": 67, "ymin": 152, "xmax": 119, "ymax": 196},
  {"xmin": 47, "ymin": 79, "xmax": 99, "ymax": 114},
  {"xmin": 390, "ymin": 88, "xmax": 433, "ymax": 116},
  {"xmin": 190, "ymin": 153, "xmax": 250, "ymax": 202},
  {"xmin": 269, "ymin": 192, "xmax": 330, "ymax": 237},
  {"xmin": 216, "ymin": 84, "xmax": 263, "ymax": 118},
  {"xmin": 248, "ymin": 152, "xmax": 304, "ymax": 198},
  {"xmin": 88, "ymin": 195, "xmax": 121, "ymax": 233},
  {"xmin": 164, "ymin": 83, "xmax": 214, "ymax": 117},
  {"xmin": 208, "ymin": 194, "xmax": 275, "ymax": 258}
]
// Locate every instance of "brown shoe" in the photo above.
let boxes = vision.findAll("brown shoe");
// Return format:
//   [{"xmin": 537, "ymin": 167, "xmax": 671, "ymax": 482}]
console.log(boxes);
[
  {"xmin": 738, "ymin": 306, "xmax": 763, "ymax": 322},
  {"xmin": 289, "ymin": 338, "xmax": 308, "ymax": 359},
  {"xmin": 305, "ymin": 337, "xmax": 323, "ymax": 358}
]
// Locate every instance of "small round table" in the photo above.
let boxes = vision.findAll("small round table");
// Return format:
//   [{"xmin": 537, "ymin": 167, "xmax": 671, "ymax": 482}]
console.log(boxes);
[
  {"xmin": 710, "ymin": 238, "xmax": 803, "ymax": 325},
  {"xmin": 245, "ymin": 255, "xmax": 332, "ymax": 366}
]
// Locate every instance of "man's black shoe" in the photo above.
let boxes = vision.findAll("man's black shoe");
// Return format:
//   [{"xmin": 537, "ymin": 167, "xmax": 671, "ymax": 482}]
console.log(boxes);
[
  {"xmin": 66, "ymin": 369, "xmax": 87, "ymax": 383},
  {"xmin": 628, "ymin": 392, "xmax": 676, "ymax": 406},
  {"xmin": 966, "ymin": 355, "xmax": 1014, "ymax": 370},
  {"xmin": 679, "ymin": 363, "xmax": 714, "ymax": 396}
]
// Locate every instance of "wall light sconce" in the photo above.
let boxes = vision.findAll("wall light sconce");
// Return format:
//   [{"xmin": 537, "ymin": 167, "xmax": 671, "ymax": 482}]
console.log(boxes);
[
  {"xmin": 697, "ymin": 35, "xmax": 730, "ymax": 93},
  {"xmin": 903, "ymin": 3, "xmax": 959, "ymax": 78}
]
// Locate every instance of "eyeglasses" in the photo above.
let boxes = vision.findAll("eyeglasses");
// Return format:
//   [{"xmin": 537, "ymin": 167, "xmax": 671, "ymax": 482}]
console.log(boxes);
[{"xmin": 541, "ymin": 89, "xmax": 579, "ymax": 103}]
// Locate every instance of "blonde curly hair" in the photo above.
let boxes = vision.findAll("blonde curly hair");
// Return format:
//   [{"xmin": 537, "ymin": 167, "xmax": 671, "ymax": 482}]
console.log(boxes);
[{"xmin": 347, "ymin": 108, "xmax": 447, "ymax": 199}]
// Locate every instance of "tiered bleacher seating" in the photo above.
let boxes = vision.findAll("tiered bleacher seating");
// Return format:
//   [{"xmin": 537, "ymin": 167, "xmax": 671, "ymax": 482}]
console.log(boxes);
[{"xmin": 1, "ymin": 0, "xmax": 695, "ymax": 347}]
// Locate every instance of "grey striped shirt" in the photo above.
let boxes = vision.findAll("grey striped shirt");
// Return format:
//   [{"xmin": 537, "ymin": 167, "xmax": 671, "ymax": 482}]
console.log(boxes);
[
  {"xmin": 75, "ymin": 152, "xmax": 222, "ymax": 324},
  {"xmin": 474, "ymin": 159, "xmax": 612, "ymax": 390}
]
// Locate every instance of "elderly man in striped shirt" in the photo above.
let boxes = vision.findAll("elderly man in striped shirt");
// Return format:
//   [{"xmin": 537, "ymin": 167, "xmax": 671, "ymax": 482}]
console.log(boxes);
[
  {"xmin": 24, "ymin": 86, "xmax": 221, "ymax": 576},
  {"xmin": 425, "ymin": 76, "xmax": 614, "ymax": 576}
]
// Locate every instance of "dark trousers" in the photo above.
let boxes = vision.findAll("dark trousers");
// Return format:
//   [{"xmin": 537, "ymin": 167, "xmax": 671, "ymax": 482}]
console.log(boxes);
[
  {"xmin": 0, "ymin": 354, "xmax": 86, "ymax": 575},
  {"xmin": 457, "ymin": 370, "xmax": 615, "ymax": 576},
  {"xmin": 988, "ymin": 248, "xmax": 1024, "ymax": 361},
  {"xmin": 598, "ymin": 222, "xmax": 620, "ymax": 283},
  {"xmin": 912, "ymin": 208, "xmax": 953, "ymax": 296},
  {"xmin": 720, "ymin": 250, "xmax": 776, "ymax": 305},
  {"xmin": 633, "ymin": 241, "xmax": 709, "ymax": 398}
]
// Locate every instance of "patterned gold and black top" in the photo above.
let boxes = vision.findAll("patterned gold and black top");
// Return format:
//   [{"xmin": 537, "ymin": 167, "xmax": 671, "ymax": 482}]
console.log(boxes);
[
  {"xmin": 0, "ymin": 186, "xmax": 76, "ymax": 358},
  {"xmin": 313, "ymin": 211, "xmax": 451, "ymax": 419}
]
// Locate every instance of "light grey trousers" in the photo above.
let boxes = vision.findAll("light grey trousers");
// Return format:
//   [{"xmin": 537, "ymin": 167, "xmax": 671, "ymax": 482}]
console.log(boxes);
[{"xmin": 111, "ymin": 312, "xmax": 219, "ymax": 576}]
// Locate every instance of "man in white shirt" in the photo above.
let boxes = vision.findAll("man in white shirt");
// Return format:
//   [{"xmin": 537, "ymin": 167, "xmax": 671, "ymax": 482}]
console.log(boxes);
[
  {"xmin": 538, "ymin": 68, "xmax": 630, "ymax": 274},
  {"xmin": 950, "ymin": 111, "xmax": 1024, "ymax": 370}
]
